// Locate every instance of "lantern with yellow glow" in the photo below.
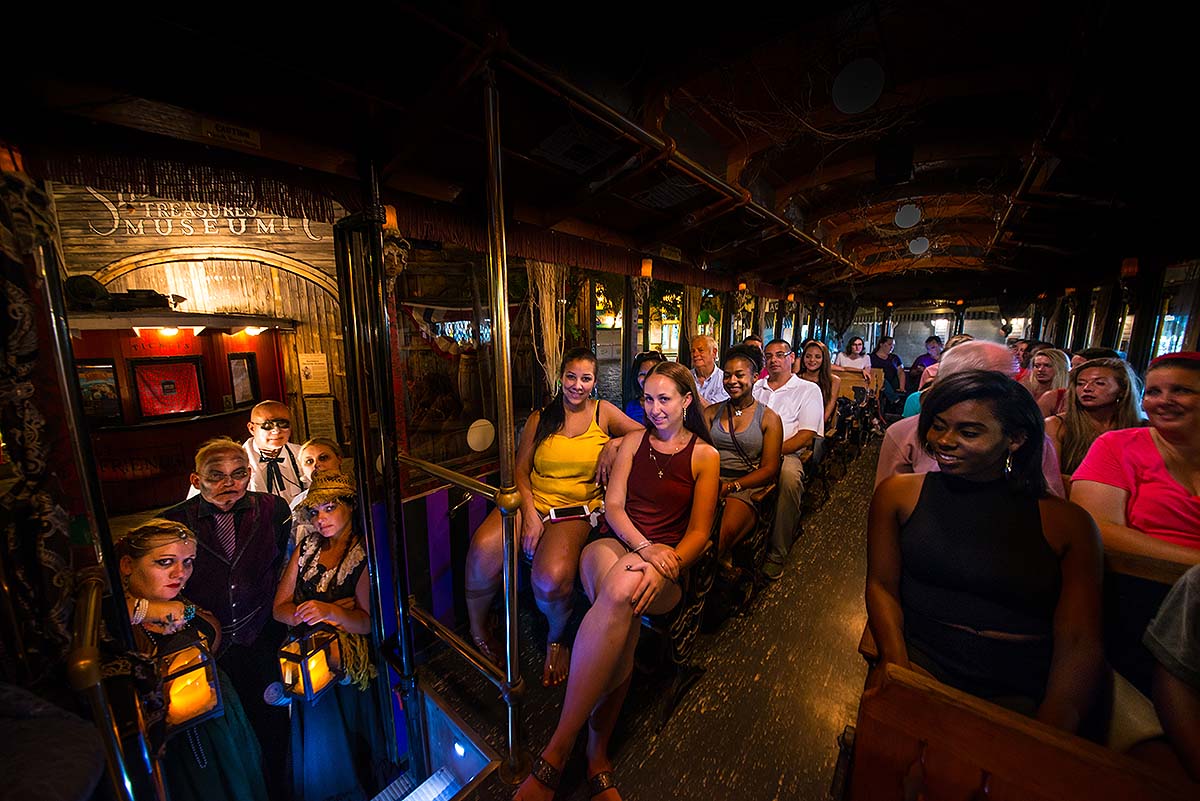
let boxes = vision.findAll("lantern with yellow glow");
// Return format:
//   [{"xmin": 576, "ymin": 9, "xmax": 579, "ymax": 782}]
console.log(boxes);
[
  {"xmin": 279, "ymin": 623, "xmax": 343, "ymax": 703},
  {"xmin": 158, "ymin": 629, "xmax": 222, "ymax": 735},
  {"xmin": 640, "ymin": 258, "xmax": 653, "ymax": 278}
]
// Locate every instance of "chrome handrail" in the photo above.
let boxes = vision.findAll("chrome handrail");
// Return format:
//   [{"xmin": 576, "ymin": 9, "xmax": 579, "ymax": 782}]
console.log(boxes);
[
  {"xmin": 66, "ymin": 571, "xmax": 140, "ymax": 801},
  {"xmin": 395, "ymin": 453, "xmax": 500, "ymax": 501},
  {"xmin": 394, "ymin": 450, "xmax": 527, "ymax": 780}
]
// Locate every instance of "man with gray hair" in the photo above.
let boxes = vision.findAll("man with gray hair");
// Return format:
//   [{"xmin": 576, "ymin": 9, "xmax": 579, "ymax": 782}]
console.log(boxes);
[
  {"xmin": 873, "ymin": 340, "xmax": 1066, "ymax": 496},
  {"xmin": 690, "ymin": 334, "xmax": 729, "ymax": 405}
]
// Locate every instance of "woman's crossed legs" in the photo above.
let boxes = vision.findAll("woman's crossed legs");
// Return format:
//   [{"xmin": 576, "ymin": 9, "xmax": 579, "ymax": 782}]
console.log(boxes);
[{"xmin": 514, "ymin": 538, "xmax": 683, "ymax": 800}]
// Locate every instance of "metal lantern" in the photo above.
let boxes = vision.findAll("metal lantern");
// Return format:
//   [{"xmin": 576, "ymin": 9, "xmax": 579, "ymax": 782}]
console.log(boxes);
[
  {"xmin": 157, "ymin": 628, "xmax": 223, "ymax": 735},
  {"xmin": 278, "ymin": 623, "xmax": 343, "ymax": 703}
]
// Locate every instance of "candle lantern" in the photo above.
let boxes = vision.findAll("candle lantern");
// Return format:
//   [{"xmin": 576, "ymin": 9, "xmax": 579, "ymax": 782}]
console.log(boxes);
[
  {"xmin": 279, "ymin": 623, "xmax": 343, "ymax": 703},
  {"xmin": 157, "ymin": 628, "xmax": 223, "ymax": 735}
]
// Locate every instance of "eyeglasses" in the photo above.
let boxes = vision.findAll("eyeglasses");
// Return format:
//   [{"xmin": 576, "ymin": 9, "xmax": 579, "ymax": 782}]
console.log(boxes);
[
  {"xmin": 764, "ymin": 349, "xmax": 792, "ymax": 360},
  {"xmin": 202, "ymin": 468, "xmax": 250, "ymax": 483},
  {"xmin": 252, "ymin": 418, "xmax": 291, "ymax": 431}
]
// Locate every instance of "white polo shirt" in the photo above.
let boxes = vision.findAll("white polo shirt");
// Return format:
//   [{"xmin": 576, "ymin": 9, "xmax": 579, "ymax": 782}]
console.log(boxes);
[
  {"xmin": 752, "ymin": 374, "xmax": 824, "ymax": 442},
  {"xmin": 693, "ymin": 366, "xmax": 730, "ymax": 404}
]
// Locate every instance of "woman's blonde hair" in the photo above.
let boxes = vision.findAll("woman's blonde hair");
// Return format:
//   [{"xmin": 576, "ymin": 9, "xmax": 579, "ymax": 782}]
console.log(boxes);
[
  {"xmin": 300, "ymin": 437, "xmax": 343, "ymax": 458},
  {"xmin": 114, "ymin": 519, "xmax": 196, "ymax": 560},
  {"xmin": 1022, "ymin": 347, "xmax": 1070, "ymax": 393},
  {"xmin": 1058, "ymin": 358, "xmax": 1143, "ymax": 473}
]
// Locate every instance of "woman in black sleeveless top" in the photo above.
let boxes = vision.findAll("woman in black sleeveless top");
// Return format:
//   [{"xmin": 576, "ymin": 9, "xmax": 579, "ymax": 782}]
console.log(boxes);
[{"xmin": 866, "ymin": 371, "xmax": 1105, "ymax": 733}]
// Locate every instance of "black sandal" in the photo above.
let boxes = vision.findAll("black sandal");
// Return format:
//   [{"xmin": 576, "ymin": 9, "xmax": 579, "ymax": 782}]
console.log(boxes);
[
  {"xmin": 588, "ymin": 771, "xmax": 618, "ymax": 798},
  {"xmin": 529, "ymin": 756, "xmax": 561, "ymax": 792}
]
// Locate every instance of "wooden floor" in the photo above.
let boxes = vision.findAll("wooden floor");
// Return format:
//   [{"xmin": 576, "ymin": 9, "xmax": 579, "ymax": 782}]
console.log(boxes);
[{"xmin": 423, "ymin": 441, "xmax": 876, "ymax": 801}]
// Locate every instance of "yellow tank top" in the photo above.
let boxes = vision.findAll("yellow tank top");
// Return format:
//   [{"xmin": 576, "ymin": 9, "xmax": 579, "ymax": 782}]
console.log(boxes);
[{"xmin": 529, "ymin": 401, "xmax": 610, "ymax": 515}]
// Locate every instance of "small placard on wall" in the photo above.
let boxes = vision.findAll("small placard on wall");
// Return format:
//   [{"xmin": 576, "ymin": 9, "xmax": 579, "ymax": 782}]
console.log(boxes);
[
  {"xmin": 299, "ymin": 352, "xmax": 331, "ymax": 395},
  {"xmin": 305, "ymin": 396, "xmax": 339, "ymax": 441}
]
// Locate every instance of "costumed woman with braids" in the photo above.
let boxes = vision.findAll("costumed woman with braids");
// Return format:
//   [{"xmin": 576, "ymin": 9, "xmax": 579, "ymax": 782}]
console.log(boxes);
[
  {"xmin": 464, "ymin": 347, "xmax": 643, "ymax": 687},
  {"xmin": 116, "ymin": 519, "xmax": 268, "ymax": 801},
  {"xmin": 273, "ymin": 469, "xmax": 394, "ymax": 801}
]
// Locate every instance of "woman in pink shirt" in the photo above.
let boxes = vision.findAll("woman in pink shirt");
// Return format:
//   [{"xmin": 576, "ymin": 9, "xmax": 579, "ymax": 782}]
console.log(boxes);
[{"xmin": 1072, "ymin": 352, "xmax": 1200, "ymax": 564}]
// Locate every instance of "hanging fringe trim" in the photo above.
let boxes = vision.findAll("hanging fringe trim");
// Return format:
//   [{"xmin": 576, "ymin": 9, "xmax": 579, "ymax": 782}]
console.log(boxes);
[
  {"xmin": 338, "ymin": 631, "xmax": 377, "ymax": 692},
  {"xmin": 41, "ymin": 153, "xmax": 337, "ymax": 223}
]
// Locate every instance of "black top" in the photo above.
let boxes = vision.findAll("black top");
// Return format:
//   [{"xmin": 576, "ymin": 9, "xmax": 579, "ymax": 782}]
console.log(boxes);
[
  {"xmin": 900, "ymin": 472, "xmax": 1060, "ymax": 637},
  {"xmin": 870, "ymin": 352, "xmax": 904, "ymax": 388}
]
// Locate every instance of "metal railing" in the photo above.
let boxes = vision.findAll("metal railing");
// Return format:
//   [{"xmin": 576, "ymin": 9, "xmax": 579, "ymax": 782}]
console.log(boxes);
[
  {"xmin": 66, "ymin": 570, "xmax": 165, "ymax": 801},
  {"xmin": 395, "ymin": 451, "xmax": 527, "ymax": 780}
]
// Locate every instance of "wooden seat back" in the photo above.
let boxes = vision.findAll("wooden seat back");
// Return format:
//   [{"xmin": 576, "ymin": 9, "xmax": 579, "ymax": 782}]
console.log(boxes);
[
  {"xmin": 849, "ymin": 663, "xmax": 1194, "ymax": 801},
  {"xmin": 837, "ymin": 368, "xmax": 884, "ymax": 400},
  {"xmin": 1103, "ymin": 548, "xmax": 1191, "ymax": 586}
]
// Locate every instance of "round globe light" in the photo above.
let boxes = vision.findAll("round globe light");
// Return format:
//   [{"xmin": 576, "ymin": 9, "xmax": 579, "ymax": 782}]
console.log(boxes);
[
  {"xmin": 894, "ymin": 203, "xmax": 921, "ymax": 229},
  {"xmin": 908, "ymin": 236, "xmax": 930, "ymax": 255}
]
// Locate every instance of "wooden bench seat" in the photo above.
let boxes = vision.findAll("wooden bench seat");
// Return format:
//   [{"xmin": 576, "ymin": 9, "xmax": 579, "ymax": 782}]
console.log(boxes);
[
  {"xmin": 849, "ymin": 663, "xmax": 1195, "ymax": 801},
  {"xmin": 836, "ymin": 367, "xmax": 884, "ymax": 400}
]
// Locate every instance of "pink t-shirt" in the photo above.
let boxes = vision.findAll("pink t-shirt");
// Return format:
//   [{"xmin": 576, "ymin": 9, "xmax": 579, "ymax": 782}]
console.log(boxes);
[{"xmin": 1073, "ymin": 428, "xmax": 1200, "ymax": 549}]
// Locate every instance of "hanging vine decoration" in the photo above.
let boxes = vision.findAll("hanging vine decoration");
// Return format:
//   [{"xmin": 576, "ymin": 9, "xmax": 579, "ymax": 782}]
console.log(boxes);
[{"xmin": 526, "ymin": 259, "xmax": 569, "ymax": 392}]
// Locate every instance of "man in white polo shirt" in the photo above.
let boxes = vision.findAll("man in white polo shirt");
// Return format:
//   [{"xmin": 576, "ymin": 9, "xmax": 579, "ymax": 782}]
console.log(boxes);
[
  {"xmin": 690, "ymin": 334, "xmax": 729, "ymax": 406},
  {"xmin": 753, "ymin": 338, "xmax": 824, "ymax": 580}
]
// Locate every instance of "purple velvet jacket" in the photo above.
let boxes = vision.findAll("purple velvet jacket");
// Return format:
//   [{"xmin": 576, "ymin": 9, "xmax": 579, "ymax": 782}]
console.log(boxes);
[{"xmin": 162, "ymin": 490, "xmax": 291, "ymax": 649}]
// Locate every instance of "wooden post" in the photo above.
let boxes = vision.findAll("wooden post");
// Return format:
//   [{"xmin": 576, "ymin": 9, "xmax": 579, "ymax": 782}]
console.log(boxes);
[
  {"xmin": 1126, "ymin": 255, "xmax": 1167, "ymax": 373},
  {"xmin": 719, "ymin": 291, "xmax": 734, "ymax": 351},
  {"xmin": 1070, "ymin": 286, "xmax": 1092, "ymax": 351},
  {"xmin": 588, "ymin": 277, "xmax": 598, "ymax": 355},
  {"xmin": 622, "ymin": 275, "xmax": 638, "ymax": 410}
]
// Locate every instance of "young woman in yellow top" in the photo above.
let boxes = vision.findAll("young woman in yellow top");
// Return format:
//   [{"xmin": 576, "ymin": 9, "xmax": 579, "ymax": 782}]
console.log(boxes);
[{"xmin": 465, "ymin": 347, "xmax": 643, "ymax": 686}]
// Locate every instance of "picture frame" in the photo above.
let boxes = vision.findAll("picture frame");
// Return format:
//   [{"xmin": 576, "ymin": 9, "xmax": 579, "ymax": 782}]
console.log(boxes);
[
  {"xmin": 75, "ymin": 360, "xmax": 122, "ymax": 424},
  {"xmin": 130, "ymin": 357, "xmax": 205, "ymax": 419},
  {"xmin": 228, "ymin": 352, "xmax": 259, "ymax": 407}
]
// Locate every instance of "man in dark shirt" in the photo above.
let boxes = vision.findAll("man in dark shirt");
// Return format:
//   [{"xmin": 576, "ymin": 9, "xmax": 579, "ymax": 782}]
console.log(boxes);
[{"xmin": 162, "ymin": 436, "xmax": 292, "ymax": 800}]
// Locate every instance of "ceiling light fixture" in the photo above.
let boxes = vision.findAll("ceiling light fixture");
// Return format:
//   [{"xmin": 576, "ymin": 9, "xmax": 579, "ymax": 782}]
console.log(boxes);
[
  {"xmin": 832, "ymin": 57, "xmax": 885, "ymax": 115},
  {"xmin": 908, "ymin": 237, "xmax": 930, "ymax": 255},
  {"xmin": 894, "ymin": 203, "xmax": 921, "ymax": 229}
]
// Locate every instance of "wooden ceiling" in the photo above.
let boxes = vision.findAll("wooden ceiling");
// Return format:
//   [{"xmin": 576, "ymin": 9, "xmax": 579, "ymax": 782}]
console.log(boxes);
[{"xmin": 6, "ymin": 1, "xmax": 1193, "ymax": 304}]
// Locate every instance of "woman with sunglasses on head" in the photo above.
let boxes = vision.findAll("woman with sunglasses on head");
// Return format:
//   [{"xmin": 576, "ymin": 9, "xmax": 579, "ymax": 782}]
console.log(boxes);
[
  {"xmin": 624, "ymin": 351, "xmax": 664, "ymax": 424},
  {"xmin": 465, "ymin": 347, "xmax": 644, "ymax": 687},
  {"xmin": 1044, "ymin": 358, "xmax": 1142, "ymax": 489},
  {"xmin": 117, "ymin": 520, "xmax": 269, "ymax": 801},
  {"xmin": 515, "ymin": 362, "xmax": 719, "ymax": 801},
  {"xmin": 867, "ymin": 371, "xmax": 1104, "ymax": 733},
  {"xmin": 273, "ymin": 468, "xmax": 394, "ymax": 801}
]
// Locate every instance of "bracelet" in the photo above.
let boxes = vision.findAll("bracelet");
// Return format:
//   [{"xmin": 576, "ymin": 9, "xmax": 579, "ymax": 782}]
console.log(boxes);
[
  {"xmin": 182, "ymin": 602, "xmax": 197, "ymax": 622},
  {"xmin": 732, "ymin": 480, "xmax": 743, "ymax": 492},
  {"xmin": 632, "ymin": 541, "xmax": 653, "ymax": 553},
  {"xmin": 131, "ymin": 597, "xmax": 149, "ymax": 625}
]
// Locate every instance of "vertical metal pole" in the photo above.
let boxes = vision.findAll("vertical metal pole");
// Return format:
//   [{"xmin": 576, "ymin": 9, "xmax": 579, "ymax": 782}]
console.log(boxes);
[
  {"xmin": 483, "ymin": 64, "xmax": 528, "ymax": 783},
  {"xmin": 334, "ymin": 207, "xmax": 425, "ymax": 776}
]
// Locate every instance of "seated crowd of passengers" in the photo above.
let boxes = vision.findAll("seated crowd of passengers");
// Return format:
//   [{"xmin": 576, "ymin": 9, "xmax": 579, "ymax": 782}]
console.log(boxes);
[{"xmin": 119, "ymin": 338, "xmax": 1200, "ymax": 800}]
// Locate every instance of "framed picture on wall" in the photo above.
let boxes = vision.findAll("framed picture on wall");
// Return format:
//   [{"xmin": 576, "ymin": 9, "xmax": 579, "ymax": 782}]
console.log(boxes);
[
  {"xmin": 131, "ymin": 357, "xmax": 204, "ymax": 419},
  {"xmin": 76, "ymin": 360, "xmax": 122, "ymax": 424},
  {"xmin": 228, "ymin": 352, "xmax": 259, "ymax": 407}
]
